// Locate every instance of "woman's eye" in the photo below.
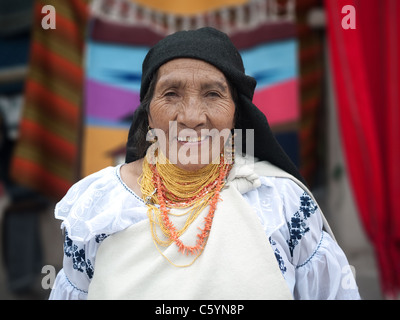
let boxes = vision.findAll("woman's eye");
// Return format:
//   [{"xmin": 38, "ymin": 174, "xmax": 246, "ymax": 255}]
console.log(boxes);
[
  {"xmin": 206, "ymin": 91, "xmax": 221, "ymax": 98},
  {"xmin": 164, "ymin": 91, "xmax": 178, "ymax": 97}
]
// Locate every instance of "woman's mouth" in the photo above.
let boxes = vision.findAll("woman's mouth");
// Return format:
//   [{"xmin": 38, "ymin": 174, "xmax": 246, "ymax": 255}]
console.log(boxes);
[{"xmin": 177, "ymin": 135, "xmax": 209, "ymax": 145}]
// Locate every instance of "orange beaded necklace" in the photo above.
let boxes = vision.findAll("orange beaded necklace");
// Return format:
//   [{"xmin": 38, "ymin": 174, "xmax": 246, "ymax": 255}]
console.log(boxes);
[{"xmin": 140, "ymin": 151, "xmax": 232, "ymax": 267}]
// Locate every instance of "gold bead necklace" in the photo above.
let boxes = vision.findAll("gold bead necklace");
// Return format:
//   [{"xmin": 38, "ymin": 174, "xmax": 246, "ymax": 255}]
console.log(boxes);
[{"xmin": 139, "ymin": 150, "xmax": 232, "ymax": 267}]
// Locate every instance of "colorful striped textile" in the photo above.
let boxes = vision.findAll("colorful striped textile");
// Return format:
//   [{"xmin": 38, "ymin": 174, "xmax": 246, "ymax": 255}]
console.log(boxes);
[
  {"xmin": 296, "ymin": 0, "xmax": 325, "ymax": 186},
  {"xmin": 84, "ymin": 0, "xmax": 300, "ymax": 176},
  {"xmin": 10, "ymin": 0, "xmax": 89, "ymax": 200}
]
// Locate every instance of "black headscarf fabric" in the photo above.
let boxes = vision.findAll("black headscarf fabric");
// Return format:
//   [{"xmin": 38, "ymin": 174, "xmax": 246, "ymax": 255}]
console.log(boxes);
[{"xmin": 126, "ymin": 27, "xmax": 305, "ymax": 184}]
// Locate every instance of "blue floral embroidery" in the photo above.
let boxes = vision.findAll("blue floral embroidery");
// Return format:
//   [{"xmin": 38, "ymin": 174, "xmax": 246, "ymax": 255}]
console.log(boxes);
[
  {"xmin": 95, "ymin": 233, "xmax": 109, "ymax": 243},
  {"xmin": 269, "ymin": 238, "xmax": 287, "ymax": 275},
  {"xmin": 72, "ymin": 248, "xmax": 87, "ymax": 273},
  {"xmin": 64, "ymin": 232, "xmax": 108, "ymax": 279},
  {"xmin": 86, "ymin": 260, "xmax": 94, "ymax": 279},
  {"xmin": 64, "ymin": 236, "xmax": 76, "ymax": 258},
  {"xmin": 299, "ymin": 193, "xmax": 318, "ymax": 219},
  {"xmin": 286, "ymin": 192, "xmax": 318, "ymax": 257}
]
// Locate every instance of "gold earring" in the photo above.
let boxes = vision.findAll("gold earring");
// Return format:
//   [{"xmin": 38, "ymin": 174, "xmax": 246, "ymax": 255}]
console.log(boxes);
[
  {"xmin": 224, "ymin": 131, "xmax": 236, "ymax": 164},
  {"xmin": 147, "ymin": 126, "xmax": 157, "ymax": 143}
]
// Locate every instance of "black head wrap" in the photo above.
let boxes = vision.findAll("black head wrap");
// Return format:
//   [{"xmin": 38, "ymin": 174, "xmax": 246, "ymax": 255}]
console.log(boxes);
[{"xmin": 126, "ymin": 27, "xmax": 305, "ymax": 184}]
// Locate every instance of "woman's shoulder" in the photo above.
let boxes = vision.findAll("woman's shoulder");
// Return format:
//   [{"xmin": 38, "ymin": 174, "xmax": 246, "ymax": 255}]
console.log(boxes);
[
  {"xmin": 54, "ymin": 164, "xmax": 147, "ymax": 242},
  {"xmin": 241, "ymin": 171, "xmax": 321, "ymax": 227},
  {"xmin": 235, "ymin": 156, "xmax": 325, "ymax": 262},
  {"xmin": 233, "ymin": 156, "xmax": 326, "ymax": 239},
  {"xmin": 252, "ymin": 175, "xmax": 324, "ymax": 263},
  {"xmin": 261, "ymin": 175, "xmax": 322, "ymax": 232}
]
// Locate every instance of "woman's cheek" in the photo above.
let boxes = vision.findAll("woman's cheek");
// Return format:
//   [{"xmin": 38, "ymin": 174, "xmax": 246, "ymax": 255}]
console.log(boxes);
[
  {"xmin": 208, "ymin": 101, "xmax": 235, "ymax": 129},
  {"xmin": 148, "ymin": 100, "xmax": 175, "ymax": 129}
]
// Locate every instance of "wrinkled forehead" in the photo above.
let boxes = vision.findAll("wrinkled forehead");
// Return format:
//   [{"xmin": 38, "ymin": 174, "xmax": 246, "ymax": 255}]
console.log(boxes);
[{"xmin": 155, "ymin": 58, "xmax": 229, "ymax": 89}]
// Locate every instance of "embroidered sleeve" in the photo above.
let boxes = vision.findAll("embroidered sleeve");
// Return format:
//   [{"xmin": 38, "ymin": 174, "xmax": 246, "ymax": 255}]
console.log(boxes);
[
  {"xmin": 49, "ymin": 232, "xmax": 109, "ymax": 299},
  {"xmin": 269, "ymin": 238, "xmax": 287, "ymax": 276},
  {"xmin": 63, "ymin": 232, "xmax": 95, "ymax": 282},
  {"xmin": 276, "ymin": 178, "xmax": 360, "ymax": 299},
  {"xmin": 266, "ymin": 178, "xmax": 323, "ymax": 267},
  {"xmin": 285, "ymin": 191, "xmax": 320, "ymax": 262}
]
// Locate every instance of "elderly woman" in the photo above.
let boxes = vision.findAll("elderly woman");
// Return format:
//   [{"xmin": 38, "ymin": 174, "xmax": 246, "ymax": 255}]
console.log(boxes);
[{"xmin": 49, "ymin": 27, "xmax": 360, "ymax": 300}]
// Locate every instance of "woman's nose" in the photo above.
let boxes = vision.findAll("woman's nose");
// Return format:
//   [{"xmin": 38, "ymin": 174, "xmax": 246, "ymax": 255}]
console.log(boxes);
[{"xmin": 177, "ymin": 97, "xmax": 207, "ymax": 129}]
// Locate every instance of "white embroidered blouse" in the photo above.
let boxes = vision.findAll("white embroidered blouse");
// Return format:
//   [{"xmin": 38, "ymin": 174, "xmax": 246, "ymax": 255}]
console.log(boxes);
[{"xmin": 49, "ymin": 163, "xmax": 361, "ymax": 300}]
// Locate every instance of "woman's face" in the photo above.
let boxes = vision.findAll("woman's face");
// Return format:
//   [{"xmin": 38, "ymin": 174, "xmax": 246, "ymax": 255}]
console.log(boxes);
[{"xmin": 148, "ymin": 58, "xmax": 235, "ymax": 171}]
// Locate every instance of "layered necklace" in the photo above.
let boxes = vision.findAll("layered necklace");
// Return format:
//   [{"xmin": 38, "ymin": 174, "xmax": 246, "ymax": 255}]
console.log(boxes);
[{"xmin": 140, "ymin": 151, "xmax": 233, "ymax": 267}]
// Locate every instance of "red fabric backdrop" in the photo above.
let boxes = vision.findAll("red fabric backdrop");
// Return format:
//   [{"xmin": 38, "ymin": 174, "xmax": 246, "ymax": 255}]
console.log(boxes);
[{"xmin": 326, "ymin": 0, "xmax": 400, "ymax": 298}]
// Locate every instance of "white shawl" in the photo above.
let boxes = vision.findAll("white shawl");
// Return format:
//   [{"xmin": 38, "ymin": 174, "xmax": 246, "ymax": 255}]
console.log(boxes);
[{"xmin": 87, "ymin": 157, "xmax": 334, "ymax": 300}]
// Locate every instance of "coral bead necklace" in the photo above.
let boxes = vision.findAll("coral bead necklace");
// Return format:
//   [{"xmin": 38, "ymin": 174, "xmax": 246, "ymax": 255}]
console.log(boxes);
[{"xmin": 140, "ymin": 151, "xmax": 232, "ymax": 267}]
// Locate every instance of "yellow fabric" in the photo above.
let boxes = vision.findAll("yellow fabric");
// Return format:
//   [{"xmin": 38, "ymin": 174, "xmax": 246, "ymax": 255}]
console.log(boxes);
[
  {"xmin": 130, "ymin": 0, "xmax": 249, "ymax": 15},
  {"xmin": 82, "ymin": 126, "xmax": 127, "ymax": 177}
]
